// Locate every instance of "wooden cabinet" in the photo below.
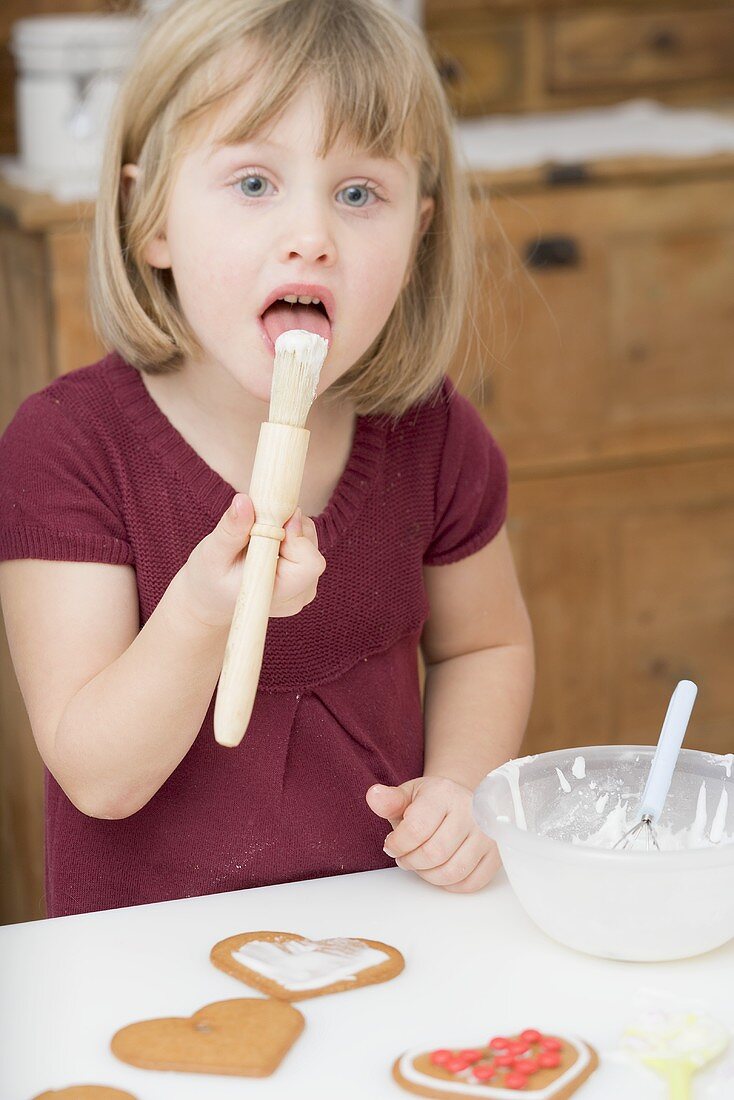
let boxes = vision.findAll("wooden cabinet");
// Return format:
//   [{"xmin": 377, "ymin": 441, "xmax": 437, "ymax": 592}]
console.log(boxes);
[
  {"xmin": 426, "ymin": 1, "xmax": 734, "ymax": 115},
  {"xmin": 466, "ymin": 160, "xmax": 734, "ymax": 469},
  {"xmin": 454, "ymin": 153, "xmax": 734, "ymax": 759},
  {"xmin": 2, "ymin": 147, "xmax": 734, "ymax": 921}
]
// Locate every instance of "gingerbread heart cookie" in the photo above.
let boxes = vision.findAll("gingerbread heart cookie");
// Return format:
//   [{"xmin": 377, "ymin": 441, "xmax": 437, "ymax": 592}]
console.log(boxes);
[
  {"xmin": 111, "ymin": 997, "xmax": 303, "ymax": 1077},
  {"xmin": 210, "ymin": 930, "xmax": 404, "ymax": 1001},
  {"xmin": 393, "ymin": 1030, "xmax": 599, "ymax": 1097},
  {"xmin": 34, "ymin": 1091, "xmax": 136, "ymax": 1100}
]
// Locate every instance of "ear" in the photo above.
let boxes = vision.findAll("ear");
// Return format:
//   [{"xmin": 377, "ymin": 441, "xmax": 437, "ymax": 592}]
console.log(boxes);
[{"xmin": 120, "ymin": 162, "xmax": 172, "ymax": 270}]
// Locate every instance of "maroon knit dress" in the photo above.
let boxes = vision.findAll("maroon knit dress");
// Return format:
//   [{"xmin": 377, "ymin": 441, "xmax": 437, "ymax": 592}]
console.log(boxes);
[{"xmin": 0, "ymin": 353, "xmax": 507, "ymax": 916}]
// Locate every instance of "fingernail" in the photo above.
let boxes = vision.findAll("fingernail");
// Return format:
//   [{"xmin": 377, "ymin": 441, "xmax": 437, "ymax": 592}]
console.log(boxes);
[
  {"xmin": 230, "ymin": 494, "xmax": 241, "ymax": 517},
  {"xmin": 383, "ymin": 844, "xmax": 394, "ymax": 857}
]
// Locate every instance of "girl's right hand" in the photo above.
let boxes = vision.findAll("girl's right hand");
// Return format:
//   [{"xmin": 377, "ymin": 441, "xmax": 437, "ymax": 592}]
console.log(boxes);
[{"xmin": 178, "ymin": 493, "xmax": 326, "ymax": 629}]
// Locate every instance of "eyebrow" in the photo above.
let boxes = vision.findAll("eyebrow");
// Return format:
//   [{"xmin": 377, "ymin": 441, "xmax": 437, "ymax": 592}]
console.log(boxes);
[{"xmin": 206, "ymin": 138, "xmax": 409, "ymax": 175}]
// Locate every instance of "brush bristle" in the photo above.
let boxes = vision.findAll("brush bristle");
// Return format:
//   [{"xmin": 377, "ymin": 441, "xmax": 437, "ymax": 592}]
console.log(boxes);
[{"xmin": 269, "ymin": 330, "xmax": 329, "ymax": 427}]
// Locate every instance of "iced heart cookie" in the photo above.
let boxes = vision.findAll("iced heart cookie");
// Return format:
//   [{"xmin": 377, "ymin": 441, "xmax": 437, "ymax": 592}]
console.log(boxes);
[
  {"xmin": 34, "ymin": 1091, "xmax": 136, "ymax": 1100},
  {"xmin": 111, "ymin": 997, "xmax": 303, "ymax": 1077},
  {"xmin": 393, "ymin": 1030, "xmax": 599, "ymax": 1097},
  {"xmin": 210, "ymin": 930, "xmax": 404, "ymax": 1001}
]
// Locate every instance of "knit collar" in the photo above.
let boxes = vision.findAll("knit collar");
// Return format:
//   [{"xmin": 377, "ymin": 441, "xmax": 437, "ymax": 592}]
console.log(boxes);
[{"xmin": 104, "ymin": 352, "xmax": 386, "ymax": 551}]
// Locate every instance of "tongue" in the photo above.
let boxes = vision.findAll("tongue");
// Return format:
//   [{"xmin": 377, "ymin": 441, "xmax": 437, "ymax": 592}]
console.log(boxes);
[{"xmin": 262, "ymin": 302, "xmax": 331, "ymax": 345}]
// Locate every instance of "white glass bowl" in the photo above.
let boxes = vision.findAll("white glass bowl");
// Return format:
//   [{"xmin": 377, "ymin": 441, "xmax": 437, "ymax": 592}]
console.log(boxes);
[{"xmin": 473, "ymin": 746, "xmax": 734, "ymax": 961}]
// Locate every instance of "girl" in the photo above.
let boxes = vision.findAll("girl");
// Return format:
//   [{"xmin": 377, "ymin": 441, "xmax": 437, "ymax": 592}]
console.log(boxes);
[{"xmin": 0, "ymin": 0, "xmax": 534, "ymax": 917}]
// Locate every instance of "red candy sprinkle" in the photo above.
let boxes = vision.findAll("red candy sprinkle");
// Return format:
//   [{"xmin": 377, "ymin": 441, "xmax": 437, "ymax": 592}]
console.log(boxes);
[
  {"xmin": 509, "ymin": 1041, "xmax": 530, "ymax": 1055},
  {"xmin": 447, "ymin": 1058, "xmax": 469, "ymax": 1074},
  {"xmin": 459, "ymin": 1049, "xmax": 483, "ymax": 1064},
  {"xmin": 504, "ymin": 1072, "xmax": 528, "ymax": 1090},
  {"xmin": 430, "ymin": 1050, "xmax": 453, "ymax": 1066},
  {"xmin": 489, "ymin": 1036, "xmax": 510, "ymax": 1050},
  {"xmin": 473, "ymin": 1064, "xmax": 496, "ymax": 1081},
  {"xmin": 538, "ymin": 1052, "xmax": 562, "ymax": 1069},
  {"xmin": 515, "ymin": 1058, "xmax": 540, "ymax": 1075},
  {"xmin": 540, "ymin": 1037, "xmax": 562, "ymax": 1052},
  {"xmin": 521, "ymin": 1029, "xmax": 542, "ymax": 1044},
  {"xmin": 495, "ymin": 1054, "xmax": 516, "ymax": 1068}
]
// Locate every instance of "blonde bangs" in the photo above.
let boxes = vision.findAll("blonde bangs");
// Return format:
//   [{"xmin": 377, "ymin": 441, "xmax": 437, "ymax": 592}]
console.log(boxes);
[{"xmin": 90, "ymin": 0, "xmax": 477, "ymax": 416}]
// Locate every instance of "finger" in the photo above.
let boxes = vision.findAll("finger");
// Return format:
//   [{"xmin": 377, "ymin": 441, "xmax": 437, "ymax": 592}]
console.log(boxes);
[
  {"xmin": 443, "ymin": 845, "xmax": 501, "ymax": 894},
  {"xmin": 205, "ymin": 494, "xmax": 255, "ymax": 568},
  {"xmin": 279, "ymin": 519, "xmax": 326, "ymax": 571},
  {"xmin": 366, "ymin": 784, "xmax": 412, "ymax": 830},
  {"xmin": 400, "ymin": 832, "xmax": 487, "ymax": 888},
  {"xmin": 393, "ymin": 813, "xmax": 471, "ymax": 871},
  {"xmin": 300, "ymin": 513, "xmax": 319, "ymax": 549},
  {"xmin": 274, "ymin": 552, "xmax": 326, "ymax": 606},
  {"xmin": 383, "ymin": 798, "xmax": 449, "ymax": 859},
  {"xmin": 283, "ymin": 506, "xmax": 303, "ymax": 538},
  {"xmin": 269, "ymin": 584, "xmax": 318, "ymax": 618}
]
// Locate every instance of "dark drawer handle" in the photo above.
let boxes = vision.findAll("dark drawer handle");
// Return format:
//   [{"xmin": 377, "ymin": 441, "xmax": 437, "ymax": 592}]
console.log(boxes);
[
  {"xmin": 524, "ymin": 236, "xmax": 580, "ymax": 268},
  {"xmin": 648, "ymin": 28, "xmax": 680, "ymax": 52},
  {"xmin": 436, "ymin": 56, "xmax": 464, "ymax": 84}
]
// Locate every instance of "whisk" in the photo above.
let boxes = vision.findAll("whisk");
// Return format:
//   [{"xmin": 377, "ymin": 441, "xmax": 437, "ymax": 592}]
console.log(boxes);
[
  {"xmin": 213, "ymin": 329, "xmax": 329, "ymax": 748},
  {"xmin": 614, "ymin": 679, "xmax": 698, "ymax": 851}
]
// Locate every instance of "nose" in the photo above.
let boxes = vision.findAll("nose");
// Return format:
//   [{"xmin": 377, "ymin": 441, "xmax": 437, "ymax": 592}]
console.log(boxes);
[{"xmin": 278, "ymin": 192, "xmax": 337, "ymax": 267}]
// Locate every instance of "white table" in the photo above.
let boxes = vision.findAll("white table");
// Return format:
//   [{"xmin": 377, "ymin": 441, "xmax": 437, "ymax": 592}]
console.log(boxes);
[{"xmin": 1, "ymin": 868, "xmax": 732, "ymax": 1099}]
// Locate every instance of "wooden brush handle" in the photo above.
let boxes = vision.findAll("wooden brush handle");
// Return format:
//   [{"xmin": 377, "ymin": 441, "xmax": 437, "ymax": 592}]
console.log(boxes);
[{"xmin": 214, "ymin": 422, "xmax": 310, "ymax": 747}]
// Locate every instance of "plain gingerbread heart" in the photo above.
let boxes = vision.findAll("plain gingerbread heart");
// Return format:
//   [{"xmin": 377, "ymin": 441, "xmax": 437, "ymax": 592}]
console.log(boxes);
[{"xmin": 111, "ymin": 997, "xmax": 304, "ymax": 1077}]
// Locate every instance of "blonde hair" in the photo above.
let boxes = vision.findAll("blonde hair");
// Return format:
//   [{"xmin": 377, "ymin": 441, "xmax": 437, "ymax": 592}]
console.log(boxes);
[{"xmin": 90, "ymin": 0, "xmax": 478, "ymax": 416}]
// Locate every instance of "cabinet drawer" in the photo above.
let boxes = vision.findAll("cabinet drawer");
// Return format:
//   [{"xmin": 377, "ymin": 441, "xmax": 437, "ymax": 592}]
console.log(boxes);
[
  {"xmin": 548, "ymin": 8, "xmax": 734, "ymax": 92},
  {"xmin": 462, "ymin": 173, "xmax": 734, "ymax": 470},
  {"xmin": 428, "ymin": 20, "xmax": 525, "ymax": 115}
]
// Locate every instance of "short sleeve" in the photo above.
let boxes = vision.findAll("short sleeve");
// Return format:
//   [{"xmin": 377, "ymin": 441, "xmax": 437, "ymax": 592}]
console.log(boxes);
[
  {"xmin": 0, "ymin": 388, "xmax": 134, "ymax": 565},
  {"xmin": 423, "ymin": 381, "xmax": 508, "ymax": 566}
]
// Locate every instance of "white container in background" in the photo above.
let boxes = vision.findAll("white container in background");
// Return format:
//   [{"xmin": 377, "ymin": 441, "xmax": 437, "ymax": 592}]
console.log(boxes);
[{"xmin": 10, "ymin": 15, "xmax": 141, "ymax": 186}]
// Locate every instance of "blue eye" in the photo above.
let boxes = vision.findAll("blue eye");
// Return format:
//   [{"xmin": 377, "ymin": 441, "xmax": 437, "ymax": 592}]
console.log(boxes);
[
  {"xmin": 238, "ymin": 174, "xmax": 271, "ymax": 197},
  {"xmin": 338, "ymin": 184, "xmax": 372, "ymax": 207}
]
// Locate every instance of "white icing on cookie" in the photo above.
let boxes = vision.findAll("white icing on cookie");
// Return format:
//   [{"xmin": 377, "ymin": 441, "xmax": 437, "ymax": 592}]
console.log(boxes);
[
  {"xmin": 398, "ymin": 1037, "xmax": 591, "ymax": 1099},
  {"xmin": 232, "ymin": 937, "xmax": 389, "ymax": 991}
]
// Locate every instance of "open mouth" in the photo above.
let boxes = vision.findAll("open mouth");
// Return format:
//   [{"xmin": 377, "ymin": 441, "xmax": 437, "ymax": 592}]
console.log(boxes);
[{"xmin": 259, "ymin": 291, "xmax": 333, "ymax": 350}]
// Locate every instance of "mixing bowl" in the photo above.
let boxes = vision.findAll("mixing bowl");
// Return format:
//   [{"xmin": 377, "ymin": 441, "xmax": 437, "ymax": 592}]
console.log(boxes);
[{"xmin": 473, "ymin": 746, "xmax": 734, "ymax": 961}]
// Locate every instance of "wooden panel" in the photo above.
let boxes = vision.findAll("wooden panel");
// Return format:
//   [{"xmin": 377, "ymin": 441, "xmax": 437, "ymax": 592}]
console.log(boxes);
[
  {"xmin": 428, "ymin": 19, "xmax": 525, "ymax": 115},
  {"xmin": 0, "ymin": 219, "xmax": 53, "ymax": 924},
  {"xmin": 467, "ymin": 173, "xmax": 734, "ymax": 471},
  {"xmin": 511, "ymin": 454, "xmax": 734, "ymax": 756},
  {"xmin": 548, "ymin": 8, "xmax": 734, "ymax": 92},
  {"xmin": 0, "ymin": 622, "xmax": 45, "ymax": 924},
  {"xmin": 48, "ymin": 228, "xmax": 105, "ymax": 377}
]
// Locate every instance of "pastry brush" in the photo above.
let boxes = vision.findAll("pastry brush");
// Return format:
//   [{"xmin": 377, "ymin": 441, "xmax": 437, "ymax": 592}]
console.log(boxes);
[{"xmin": 214, "ymin": 329, "xmax": 328, "ymax": 747}]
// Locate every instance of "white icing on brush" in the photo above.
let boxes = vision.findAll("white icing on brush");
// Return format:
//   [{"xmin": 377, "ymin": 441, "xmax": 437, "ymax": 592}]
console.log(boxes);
[
  {"xmin": 398, "ymin": 1038, "xmax": 591, "ymax": 1099},
  {"xmin": 555, "ymin": 767, "xmax": 572, "ymax": 794},
  {"xmin": 232, "ymin": 937, "xmax": 388, "ymax": 991}
]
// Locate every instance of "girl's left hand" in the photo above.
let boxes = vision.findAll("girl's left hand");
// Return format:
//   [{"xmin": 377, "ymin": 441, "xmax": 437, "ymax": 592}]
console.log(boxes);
[{"xmin": 366, "ymin": 776, "xmax": 500, "ymax": 893}]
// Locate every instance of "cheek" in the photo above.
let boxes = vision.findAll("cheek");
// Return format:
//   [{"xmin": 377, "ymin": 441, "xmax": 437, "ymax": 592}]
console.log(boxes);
[{"xmin": 166, "ymin": 214, "xmax": 249, "ymax": 324}]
